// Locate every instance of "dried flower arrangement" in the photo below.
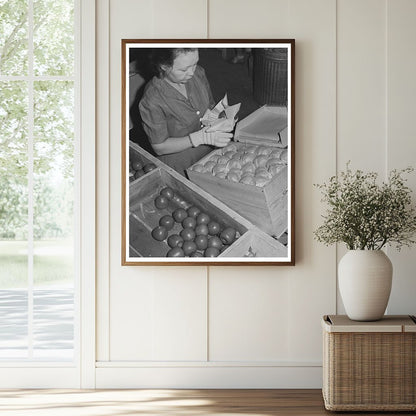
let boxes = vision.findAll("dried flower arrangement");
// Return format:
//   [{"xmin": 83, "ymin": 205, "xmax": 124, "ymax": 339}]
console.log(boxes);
[{"xmin": 314, "ymin": 164, "xmax": 416, "ymax": 250}]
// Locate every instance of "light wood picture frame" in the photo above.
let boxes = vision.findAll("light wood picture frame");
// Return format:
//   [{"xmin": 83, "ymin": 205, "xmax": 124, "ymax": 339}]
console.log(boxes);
[{"xmin": 122, "ymin": 39, "xmax": 295, "ymax": 265}]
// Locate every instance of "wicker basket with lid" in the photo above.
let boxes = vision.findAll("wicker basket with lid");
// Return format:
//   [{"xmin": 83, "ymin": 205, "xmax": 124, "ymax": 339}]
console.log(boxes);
[{"xmin": 322, "ymin": 315, "xmax": 416, "ymax": 411}]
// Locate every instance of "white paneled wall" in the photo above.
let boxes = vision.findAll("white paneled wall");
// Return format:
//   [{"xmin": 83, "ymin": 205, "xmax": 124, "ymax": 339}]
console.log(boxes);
[
  {"xmin": 386, "ymin": 0, "xmax": 416, "ymax": 313},
  {"xmin": 337, "ymin": 0, "xmax": 387, "ymax": 172},
  {"xmin": 96, "ymin": 0, "xmax": 416, "ymax": 388},
  {"xmin": 208, "ymin": 267, "xmax": 290, "ymax": 362}
]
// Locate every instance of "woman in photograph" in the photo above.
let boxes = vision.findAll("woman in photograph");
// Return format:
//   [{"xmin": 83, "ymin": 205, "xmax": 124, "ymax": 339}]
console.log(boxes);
[{"xmin": 139, "ymin": 48, "xmax": 233, "ymax": 176}]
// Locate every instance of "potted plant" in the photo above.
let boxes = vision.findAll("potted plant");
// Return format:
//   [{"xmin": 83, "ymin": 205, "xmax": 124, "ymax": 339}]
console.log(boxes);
[{"xmin": 314, "ymin": 164, "xmax": 416, "ymax": 321}]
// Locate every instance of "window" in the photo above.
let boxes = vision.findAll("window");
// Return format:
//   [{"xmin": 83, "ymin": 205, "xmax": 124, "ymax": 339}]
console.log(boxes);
[{"xmin": 0, "ymin": 0, "xmax": 78, "ymax": 362}]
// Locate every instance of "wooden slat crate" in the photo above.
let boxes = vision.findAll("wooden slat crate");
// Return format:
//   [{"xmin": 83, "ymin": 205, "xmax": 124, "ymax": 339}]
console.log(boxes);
[
  {"xmin": 222, "ymin": 228, "xmax": 287, "ymax": 258},
  {"xmin": 187, "ymin": 105, "xmax": 289, "ymax": 238},
  {"xmin": 187, "ymin": 141, "xmax": 288, "ymax": 238},
  {"xmin": 129, "ymin": 140, "xmax": 163, "ymax": 184},
  {"xmin": 129, "ymin": 164, "xmax": 255, "ymax": 259}
]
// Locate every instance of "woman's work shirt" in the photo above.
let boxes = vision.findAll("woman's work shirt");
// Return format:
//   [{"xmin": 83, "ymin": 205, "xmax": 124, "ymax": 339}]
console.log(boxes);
[{"xmin": 139, "ymin": 65, "xmax": 216, "ymax": 176}]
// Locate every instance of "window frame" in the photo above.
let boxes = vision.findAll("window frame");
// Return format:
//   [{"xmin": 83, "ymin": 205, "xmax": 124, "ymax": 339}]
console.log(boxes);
[{"xmin": 0, "ymin": 0, "xmax": 96, "ymax": 388}]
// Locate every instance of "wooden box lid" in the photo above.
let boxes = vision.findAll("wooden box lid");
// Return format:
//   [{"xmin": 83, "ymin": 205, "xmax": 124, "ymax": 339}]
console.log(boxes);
[{"xmin": 234, "ymin": 105, "xmax": 287, "ymax": 147}]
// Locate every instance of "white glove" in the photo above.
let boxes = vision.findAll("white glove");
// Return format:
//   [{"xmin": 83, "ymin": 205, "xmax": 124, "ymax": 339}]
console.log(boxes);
[{"xmin": 189, "ymin": 127, "xmax": 232, "ymax": 148}]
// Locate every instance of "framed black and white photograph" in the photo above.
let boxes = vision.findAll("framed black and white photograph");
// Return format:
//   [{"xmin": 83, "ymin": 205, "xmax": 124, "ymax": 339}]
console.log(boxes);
[{"xmin": 122, "ymin": 39, "xmax": 295, "ymax": 265}]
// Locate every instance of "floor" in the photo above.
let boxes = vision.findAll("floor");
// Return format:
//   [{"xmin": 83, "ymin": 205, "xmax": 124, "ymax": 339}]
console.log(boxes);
[{"xmin": 0, "ymin": 389, "xmax": 413, "ymax": 416}]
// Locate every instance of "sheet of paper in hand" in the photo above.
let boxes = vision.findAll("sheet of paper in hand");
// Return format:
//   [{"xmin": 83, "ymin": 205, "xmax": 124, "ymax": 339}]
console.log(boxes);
[{"xmin": 202, "ymin": 93, "xmax": 241, "ymax": 132}]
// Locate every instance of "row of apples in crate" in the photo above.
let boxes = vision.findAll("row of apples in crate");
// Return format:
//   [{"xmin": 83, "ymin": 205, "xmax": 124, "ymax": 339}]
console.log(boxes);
[{"xmin": 189, "ymin": 142, "xmax": 288, "ymax": 187}]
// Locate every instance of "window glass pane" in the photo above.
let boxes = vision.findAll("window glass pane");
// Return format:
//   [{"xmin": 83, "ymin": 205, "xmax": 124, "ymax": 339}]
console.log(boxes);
[
  {"xmin": 0, "ymin": 81, "xmax": 28, "ymax": 242},
  {"xmin": 33, "ymin": 81, "xmax": 74, "ymax": 247},
  {"xmin": 0, "ymin": 0, "xmax": 28, "ymax": 76},
  {"xmin": 33, "ymin": 287, "xmax": 74, "ymax": 360},
  {"xmin": 0, "ymin": 81, "xmax": 29, "ymax": 359},
  {"xmin": 0, "ymin": 289, "xmax": 28, "ymax": 359},
  {"xmin": 33, "ymin": 0, "xmax": 74, "ymax": 76},
  {"xmin": 33, "ymin": 80, "xmax": 74, "ymax": 359}
]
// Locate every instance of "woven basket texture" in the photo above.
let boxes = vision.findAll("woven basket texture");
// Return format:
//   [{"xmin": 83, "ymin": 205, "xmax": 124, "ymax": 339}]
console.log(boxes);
[{"xmin": 323, "ymin": 330, "xmax": 416, "ymax": 411}]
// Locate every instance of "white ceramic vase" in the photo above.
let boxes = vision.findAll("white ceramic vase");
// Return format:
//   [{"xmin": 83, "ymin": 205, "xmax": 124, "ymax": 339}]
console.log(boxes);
[{"xmin": 338, "ymin": 250, "xmax": 393, "ymax": 321}]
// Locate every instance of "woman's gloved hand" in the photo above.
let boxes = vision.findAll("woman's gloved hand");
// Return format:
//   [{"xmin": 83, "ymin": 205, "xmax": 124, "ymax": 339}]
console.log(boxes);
[{"xmin": 189, "ymin": 127, "xmax": 232, "ymax": 148}]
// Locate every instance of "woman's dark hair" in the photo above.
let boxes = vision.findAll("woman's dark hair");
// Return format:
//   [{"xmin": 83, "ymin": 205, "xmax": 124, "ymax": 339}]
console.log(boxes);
[{"xmin": 150, "ymin": 48, "xmax": 197, "ymax": 78}]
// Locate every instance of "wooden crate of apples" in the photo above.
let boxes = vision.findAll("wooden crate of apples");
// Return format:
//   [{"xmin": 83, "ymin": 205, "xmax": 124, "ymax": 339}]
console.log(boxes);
[
  {"xmin": 188, "ymin": 105, "xmax": 289, "ymax": 239},
  {"xmin": 187, "ymin": 141, "xmax": 288, "ymax": 239},
  {"xmin": 129, "ymin": 141, "xmax": 159, "ymax": 183},
  {"xmin": 129, "ymin": 158, "xmax": 254, "ymax": 259}
]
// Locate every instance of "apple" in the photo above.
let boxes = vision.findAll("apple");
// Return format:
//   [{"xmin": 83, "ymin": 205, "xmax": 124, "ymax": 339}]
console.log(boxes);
[
  {"xmin": 160, "ymin": 187, "xmax": 174, "ymax": 200},
  {"xmin": 166, "ymin": 247, "xmax": 185, "ymax": 257},
  {"xmin": 217, "ymin": 156, "xmax": 230, "ymax": 164},
  {"xmin": 204, "ymin": 247, "xmax": 220, "ymax": 257},
  {"xmin": 212, "ymin": 164, "xmax": 227, "ymax": 175},
  {"xmin": 240, "ymin": 175, "xmax": 256, "ymax": 185},
  {"xmin": 154, "ymin": 195, "xmax": 169, "ymax": 209},
  {"xmin": 254, "ymin": 176, "xmax": 269, "ymax": 187},
  {"xmin": 207, "ymin": 221, "xmax": 221, "ymax": 236},
  {"xmin": 182, "ymin": 217, "xmax": 196, "ymax": 229},
  {"xmin": 196, "ymin": 212, "xmax": 210, "ymax": 225},
  {"xmin": 172, "ymin": 208, "xmax": 188, "ymax": 223},
  {"xmin": 266, "ymin": 158, "xmax": 283, "ymax": 169},
  {"xmin": 143, "ymin": 163, "xmax": 157, "ymax": 173},
  {"xmin": 269, "ymin": 165, "xmax": 283, "ymax": 176},
  {"xmin": 131, "ymin": 160, "xmax": 143, "ymax": 171},
  {"xmin": 209, "ymin": 154, "xmax": 221, "ymax": 164},
  {"xmin": 151, "ymin": 226, "xmax": 168, "ymax": 241},
  {"xmin": 255, "ymin": 167, "xmax": 271, "ymax": 179},
  {"xmin": 207, "ymin": 235, "xmax": 223, "ymax": 250},
  {"xmin": 194, "ymin": 234, "xmax": 208, "ymax": 250},
  {"xmin": 192, "ymin": 164, "xmax": 205, "ymax": 172},
  {"xmin": 253, "ymin": 155, "xmax": 268, "ymax": 168},
  {"xmin": 234, "ymin": 149, "xmax": 246, "ymax": 159},
  {"xmin": 167, "ymin": 234, "xmax": 183, "ymax": 248},
  {"xmin": 270, "ymin": 149, "xmax": 283, "ymax": 159},
  {"xmin": 230, "ymin": 151, "xmax": 242, "ymax": 159},
  {"xmin": 257, "ymin": 146, "xmax": 273, "ymax": 156},
  {"xmin": 241, "ymin": 153, "xmax": 256, "ymax": 164},
  {"xmin": 180, "ymin": 228, "xmax": 196, "ymax": 242},
  {"xmin": 182, "ymin": 241, "xmax": 197, "ymax": 256},
  {"xmin": 187, "ymin": 206, "xmax": 201, "ymax": 218},
  {"xmin": 159, "ymin": 215, "xmax": 175, "ymax": 230},
  {"xmin": 226, "ymin": 159, "xmax": 241, "ymax": 170},
  {"xmin": 215, "ymin": 172, "xmax": 227, "ymax": 179},
  {"xmin": 195, "ymin": 224, "xmax": 209, "ymax": 236},
  {"xmin": 226, "ymin": 172, "xmax": 239, "ymax": 182},
  {"xmin": 220, "ymin": 227, "xmax": 237, "ymax": 245},
  {"xmin": 228, "ymin": 168, "xmax": 242, "ymax": 177},
  {"xmin": 204, "ymin": 161, "xmax": 217, "ymax": 172},
  {"xmin": 241, "ymin": 162, "xmax": 255, "ymax": 174},
  {"xmin": 223, "ymin": 151, "xmax": 235, "ymax": 159}
]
